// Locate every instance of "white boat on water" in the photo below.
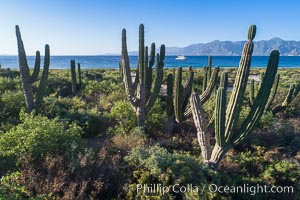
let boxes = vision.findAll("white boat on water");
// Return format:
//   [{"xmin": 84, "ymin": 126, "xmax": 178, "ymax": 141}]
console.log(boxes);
[{"xmin": 175, "ymin": 55, "xmax": 187, "ymax": 60}]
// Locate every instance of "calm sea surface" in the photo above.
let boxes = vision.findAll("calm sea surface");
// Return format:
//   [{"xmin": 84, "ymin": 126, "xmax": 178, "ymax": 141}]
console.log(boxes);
[{"xmin": 0, "ymin": 56, "xmax": 300, "ymax": 69}]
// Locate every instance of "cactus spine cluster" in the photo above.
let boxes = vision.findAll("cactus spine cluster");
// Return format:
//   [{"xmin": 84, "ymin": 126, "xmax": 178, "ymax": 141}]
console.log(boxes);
[
  {"xmin": 120, "ymin": 24, "xmax": 165, "ymax": 131},
  {"xmin": 190, "ymin": 25, "xmax": 280, "ymax": 170},
  {"xmin": 16, "ymin": 25, "xmax": 50, "ymax": 113},
  {"xmin": 166, "ymin": 73, "xmax": 174, "ymax": 117}
]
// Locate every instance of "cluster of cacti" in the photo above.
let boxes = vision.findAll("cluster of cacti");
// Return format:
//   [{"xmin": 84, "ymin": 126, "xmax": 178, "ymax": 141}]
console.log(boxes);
[
  {"xmin": 173, "ymin": 66, "xmax": 194, "ymax": 122},
  {"xmin": 120, "ymin": 24, "xmax": 165, "ymax": 131},
  {"xmin": 190, "ymin": 25, "xmax": 280, "ymax": 170},
  {"xmin": 15, "ymin": 25, "xmax": 50, "ymax": 113},
  {"xmin": 249, "ymin": 70, "xmax": 299, "ymax": 115},
  {"xmin": 272, "ymin": 82, "xmax": 300, "ymax": 115},
  {"xmin": 184, "ymin": 65, "xmax": 219, "ymax": 118},
  {"xmin": 70, "ymin": 60, "xmax": 82, "ymax": 95}
]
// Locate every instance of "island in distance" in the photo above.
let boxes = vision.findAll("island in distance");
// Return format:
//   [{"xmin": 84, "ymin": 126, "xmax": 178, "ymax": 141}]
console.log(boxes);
[{"xmin": 129, "ymin": 38, "xmax": 300, "ymax": 56}]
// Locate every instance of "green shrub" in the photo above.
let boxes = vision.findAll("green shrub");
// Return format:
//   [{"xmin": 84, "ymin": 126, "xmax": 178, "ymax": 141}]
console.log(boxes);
[
  {"xmin": 0, "ymin": 91, "xmax": 26, "ymax": 132},
  {"xmin": 0, "ymin": 111, "xmax": 84, "ymax": 173},
  {"xmin": 262, "ymin": 160, "xmax": 300, "ymax": 186},
  {"xmin": 0, "ymin": 77, "xmax": 18, "ymax": 92},
  {"xmin": 257, "ymin": 111, "xmax": 275, "ymax": 130},
  {"xmin": 146, "ymin": 100, "xmax": 167, "ymax": 134},
  {"xmin": 0, "ymin": 171, "xmax": 53, "ymax": 200},
  {"xmin": 83, "ymin": 79, "xmax": 120, "ymax": 97},
  {"xmin": 109, "ymin": 100, "xmax": 137, "ymax": 134},
  {"xmin": 124, "ymin": 146, "xmax": 209, "ymax": 199},
  {"xmin": 40, "ymin": 96, "xmax": 108, "ymax": 137}
]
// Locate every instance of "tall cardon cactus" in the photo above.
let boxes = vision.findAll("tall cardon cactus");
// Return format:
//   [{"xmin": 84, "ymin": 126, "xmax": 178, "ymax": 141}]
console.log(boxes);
[
  {"xmin": 190, "ymin": 25, "xmax": 280, "ymax": 170},
  {"xmin": 70, "ymin": 60, "xmax": 82, "ymax": 96},
  {"xmin": 16, "ymin": 25, "xmax": 50, "ymax": 113},
  {"xmin": 120, "ymin": 24, "xmax": 165, "ymax": 131}
]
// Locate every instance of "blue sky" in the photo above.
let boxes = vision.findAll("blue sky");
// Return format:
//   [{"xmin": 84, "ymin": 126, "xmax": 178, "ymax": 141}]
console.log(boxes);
[{"xmin": 0, "ymin": 0, "xmax": 299, "ymax": 55}]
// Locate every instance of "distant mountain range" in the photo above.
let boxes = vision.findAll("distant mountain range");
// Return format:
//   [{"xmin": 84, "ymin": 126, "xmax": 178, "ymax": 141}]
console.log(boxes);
[{"xmin": 129, "ymin": 38, "xmax": 300, "ymax": 56}]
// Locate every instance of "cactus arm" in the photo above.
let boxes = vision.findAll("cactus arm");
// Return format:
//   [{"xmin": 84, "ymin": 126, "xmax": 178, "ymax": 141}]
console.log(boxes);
[
  {"xmin": 234, "ymin": 50, "xmax": 279, "ymax": 144},
  {"xmin": 136, "ymin": 82, "xmax": 146, "ymax": 128},
  {"xmin": 266, "ymin": 73, "xmax": 280, "ymax": 110},
  {"xmin": 200, "ymin": 66, "xmax": 220, "ymax": 103},
  {"xmin": 183, "ymin": 66, "xmax": 194, "ymax": 98},
  {"xmin": 220, "ymin": 72, "xmax": 228, "ymax": 90},
  {"xmin": 174, "ymin": 67, "xmax": 183, "ymax": 122},
  {"xmin": 121, "ymin": 29, "xmax": 135, "ymax": 99},
  {"xmin": 182, "ymin": 66, "xmax": 194, "ymax": 118},
  {"xmin": 78, "ymin": 63, "xmax": 82, "ymax": 88},
  {"xmin": 146, "ymin": 43, "xmax": 155, "ymax": 96},
  {"xmin": 16, "ymin": 25, "xmax": 34, "ymax": 112},
  {"xmin": 202, "ymin": 67, "xmax": 208, "ymax": 92},
  {"xmin": 146, "ymin": 45, "xmax": 165, "ymax": 114},
  {"xmin": 209, "ymin": 87, "xmax": 227, "ymax": 169},
  {"xmin": 138, "ymin": 24, "xmax": 145, "ymax": 83},
  {"xmin": 203, "ymin": 72, "xmax": 228, "ymax": 130},
  {"xmin": 184, "ymin": 67, "xmax": 219, "ymax": 118},
  {"xmin": 144, "ymin": 46, "xmax": 151, "ymax": 99},
  {"xmin": 149, "ymin": 43, "xmax": 155, "ymax": 68},
  {"xmin": 70, "ymin": 60, "xmax": 77, "ymax": 95},
  {"xmin": 190, "ymin": 92, "xmax": 211, "ymax": 162},
  {"xmin": 215, "ymin": 87, "xmax": 226, "ymax": 147},
  {"xmin": 35, "ymin": 44, "xmax": 50, "ymax": 107},
  {"xmin": 224, "ymin": 25, "xmax": 256, "ymax": 142},
  {"xmin": 208, "ymin": 55, "xmax": 212, "ymax": 79},
  {"xmin": 31, "ymin": 51, "xmax": 41, "ymax": 83}
]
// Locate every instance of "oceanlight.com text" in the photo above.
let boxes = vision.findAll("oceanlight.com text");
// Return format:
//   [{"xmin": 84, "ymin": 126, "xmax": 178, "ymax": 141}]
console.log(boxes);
[{"xmin": 136, "ymin": 183, "xmax": 294, "ymax": 196}]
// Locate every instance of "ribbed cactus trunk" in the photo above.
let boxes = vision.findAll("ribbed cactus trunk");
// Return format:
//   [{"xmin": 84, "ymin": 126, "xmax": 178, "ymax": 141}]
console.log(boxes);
[
  {"xmin": 190, "ymin": 25, "xmax": 280, "ymax": 170},
  {"xmin": 120, "ymin": 24, "xmax": 165, "ymax": 132},
  {"xmin": 71, "ymin": 60, "xmax": 77, "ymax": 96},
  {"xmin": 16, "ymin": 25, "xmax": 50, "ymax": 112},
  {"xmin": 35, "ymin": 45, "xmax": 50, "ymax": 107},
  {"xmin": 249, "ymin": 79, "xmax": 255, "ymax": 106},
  {"xmin": 265, "ymin": 74, "xmax": 279, "ymax": 110},
  {"xmin": 174, "ymin": 66, "xmax": 194, "ymax": 122},
  {"xmin": 165, "ymin": 73, "xmax": 175, "ymax": 134},
  {"xmin": 78, "ymin": 63, "xmax": 82, "ymax": 88}
]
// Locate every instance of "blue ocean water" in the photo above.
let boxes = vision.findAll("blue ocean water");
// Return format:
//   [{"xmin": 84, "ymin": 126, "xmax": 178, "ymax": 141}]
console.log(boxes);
[{"xmin": 0, "ymin": 55, "xmax": 299, "ymax": 69}]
